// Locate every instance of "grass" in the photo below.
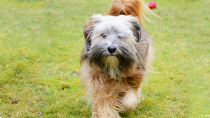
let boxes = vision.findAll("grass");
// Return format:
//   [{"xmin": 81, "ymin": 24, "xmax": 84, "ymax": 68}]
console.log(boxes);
[{"xmin": 0, "ymin": 0, "xmax": 209, "ymax": 117}]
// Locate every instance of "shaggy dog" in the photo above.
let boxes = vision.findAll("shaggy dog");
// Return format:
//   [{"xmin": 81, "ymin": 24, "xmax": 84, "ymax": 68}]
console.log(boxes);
[{"xmin": 80, "ymin": 0, "xmax": 155, "ymax": 117}]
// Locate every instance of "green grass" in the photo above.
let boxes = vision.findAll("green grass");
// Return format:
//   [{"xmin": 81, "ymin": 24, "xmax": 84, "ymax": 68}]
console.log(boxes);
[{"xmin": 0, "ymin": 0, "xmax": 209, "ymax": 117}]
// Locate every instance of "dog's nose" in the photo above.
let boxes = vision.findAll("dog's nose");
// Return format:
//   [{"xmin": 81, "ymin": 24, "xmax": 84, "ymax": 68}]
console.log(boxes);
[{"xmin": 108, "ymin": 45, "xmax": 116, "ymax": 54}]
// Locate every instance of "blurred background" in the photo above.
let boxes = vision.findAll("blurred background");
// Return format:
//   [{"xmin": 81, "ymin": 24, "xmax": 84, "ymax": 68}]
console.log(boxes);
[{"xmin": 0, "ymin": 0, "xmax": 209, "ymax": 117}]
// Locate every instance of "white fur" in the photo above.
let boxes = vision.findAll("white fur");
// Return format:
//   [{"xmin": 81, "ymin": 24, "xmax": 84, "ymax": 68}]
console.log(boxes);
[
  {"xmin": 91, "ymin": 14, "xmax": 139, "ymax": 48},
  {"xmin": 81, "ymin": 14, "xmax": 154, "ymax": 117},
  {"xmin": 104, "ymin": 56, "xmax": 120, "ymax": 79},
  {"xmin": 105, "ymin": 56, "xmax": 119, "ymax": 67},
  {"xmin": 122, "ymin": 92, "xmax": 139, "ymax": 111}
]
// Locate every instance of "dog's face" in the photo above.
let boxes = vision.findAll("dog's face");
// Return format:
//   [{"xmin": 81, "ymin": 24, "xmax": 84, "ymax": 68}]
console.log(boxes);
[{"xmin": 82, "ymin": 15, "xmax": 142, "ymax": 79}]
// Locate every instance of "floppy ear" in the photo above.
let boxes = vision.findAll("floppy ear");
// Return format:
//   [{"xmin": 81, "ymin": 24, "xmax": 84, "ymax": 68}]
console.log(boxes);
[
  {"xmin": 83, "ymin": 22, "xmax": 93, "ymax": 52},
  {"xmin": 121, "ymin": 15, "xmax": 141, "ymax": 42},
  {"xmin": 131, "ymin": 21, "xmax": 141, "ymax": 42},
  {"xmin": 83, "ymin": 14, "xmax": 103, "ymax": 52}
]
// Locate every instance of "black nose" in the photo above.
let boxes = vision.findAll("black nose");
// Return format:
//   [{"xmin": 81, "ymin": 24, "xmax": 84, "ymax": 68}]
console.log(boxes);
[{"xmin": 108, "ymin": 45, "xmax": 116, "ymax": 54}]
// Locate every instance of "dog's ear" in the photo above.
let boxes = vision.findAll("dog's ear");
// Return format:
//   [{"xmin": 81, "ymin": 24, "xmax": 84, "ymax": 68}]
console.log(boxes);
[
  {"xmin": 83, "ymin": 14, "xmax": 103, "ymax": 52},
  {"xmin": 121, "ymin": 15, "xmax": 141, "ymax": 42},
  {"xmin": 131, "ymin": 21, "xmax": 141, "ymax": 42},
  {"xmin": 83, "ymin": 22, "xmax": 93, "ymax": 52}
]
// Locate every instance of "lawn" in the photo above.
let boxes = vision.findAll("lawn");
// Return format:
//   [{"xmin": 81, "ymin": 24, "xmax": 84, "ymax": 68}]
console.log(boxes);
[{"xmin": 0, "ymin": 0, "xmax": 209, "ymax": 117}]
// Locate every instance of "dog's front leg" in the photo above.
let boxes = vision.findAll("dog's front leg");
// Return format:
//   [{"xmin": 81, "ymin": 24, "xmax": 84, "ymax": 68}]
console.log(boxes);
[
  {"xmin": 121, "ymin": 87, "xmax": 141, "ymax": 111},
  {"xmin": 91, "ymin": 96, "xmax": 121, "ymax": 118}
]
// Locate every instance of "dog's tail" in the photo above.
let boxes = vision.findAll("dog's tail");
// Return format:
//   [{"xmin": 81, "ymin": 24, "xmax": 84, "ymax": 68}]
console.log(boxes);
[{"xmin": 107, "ymin": 0, "xmax": 157, "ymax": 27}]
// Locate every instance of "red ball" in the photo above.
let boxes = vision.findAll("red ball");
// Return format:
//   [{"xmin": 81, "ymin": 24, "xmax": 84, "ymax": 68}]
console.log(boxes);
[{"xmin": 149, "ymin": 1, "xmax": 157, "ymax": 9}]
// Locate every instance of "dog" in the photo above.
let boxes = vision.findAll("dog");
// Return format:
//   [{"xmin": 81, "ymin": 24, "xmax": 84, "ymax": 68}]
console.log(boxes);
[{"xmin": 80, "ymin": 0, "xmax": 155, "ymax": 117}]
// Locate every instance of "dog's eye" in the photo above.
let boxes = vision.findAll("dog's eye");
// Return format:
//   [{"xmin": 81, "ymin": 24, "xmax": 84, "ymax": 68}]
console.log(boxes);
[
  {"xmin": 117, "ymin": 36, "xmax": 123, "ymax": 39},
  {"xmin": 101, "ymin": 34, "xmax": 107, "ymax": 38}
]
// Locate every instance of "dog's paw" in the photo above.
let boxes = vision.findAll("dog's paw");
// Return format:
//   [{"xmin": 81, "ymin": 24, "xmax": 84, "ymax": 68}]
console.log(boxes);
[
  {"xmin": 122, "ymin": 92, "xmax": 139, "ymax": 111},
  {"xmin": 91, "ymin": 111, "xmax": 121, "ymax": 118}
]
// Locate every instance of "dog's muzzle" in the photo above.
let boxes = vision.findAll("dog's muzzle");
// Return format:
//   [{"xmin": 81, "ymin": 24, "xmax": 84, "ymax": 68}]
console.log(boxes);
[{"xmin": 108, "ymin": 45, "xmax": 116, "ymax": 54}]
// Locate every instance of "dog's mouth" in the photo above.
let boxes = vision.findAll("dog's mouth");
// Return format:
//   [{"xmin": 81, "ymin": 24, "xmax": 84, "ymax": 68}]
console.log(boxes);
[
  {"xmin": 88, "ymin": 44, "xmax": 136, "ymax": 77},
  {"xmin": 106, "ymin": 53, "xmax": 116, "ymax": 56},
  {"xmin": 104, "ymin": 55, "xmax": 119, "ymax": 64}
]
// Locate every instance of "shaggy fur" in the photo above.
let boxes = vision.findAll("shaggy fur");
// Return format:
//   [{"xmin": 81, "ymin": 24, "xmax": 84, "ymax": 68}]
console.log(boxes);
[
  {"xmin": 80, "ymin": 0, "xmax": 154, "ymax": 118},
  {"xmin": 107, "ymin": 0, "xmax": 157, "ymax": 26}
]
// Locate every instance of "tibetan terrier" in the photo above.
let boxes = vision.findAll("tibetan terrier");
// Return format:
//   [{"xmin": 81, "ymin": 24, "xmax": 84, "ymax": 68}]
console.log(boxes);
[{"xmin": 80, "ymin": 0, "xmax": 155, "ymax": 117}]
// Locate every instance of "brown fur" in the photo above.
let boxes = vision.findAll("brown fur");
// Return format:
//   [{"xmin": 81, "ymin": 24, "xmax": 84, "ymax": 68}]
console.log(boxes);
[
  {"xmin": 80, "ymin": 0, "xmax": 155, "ymax": 117},
  {"xmin": 107, "ymin": 0, "xmax": 156, "ymax": 27},
  {"xmin": 81, "ymin": 27, "xmax": 153, "ymax": 117}
]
